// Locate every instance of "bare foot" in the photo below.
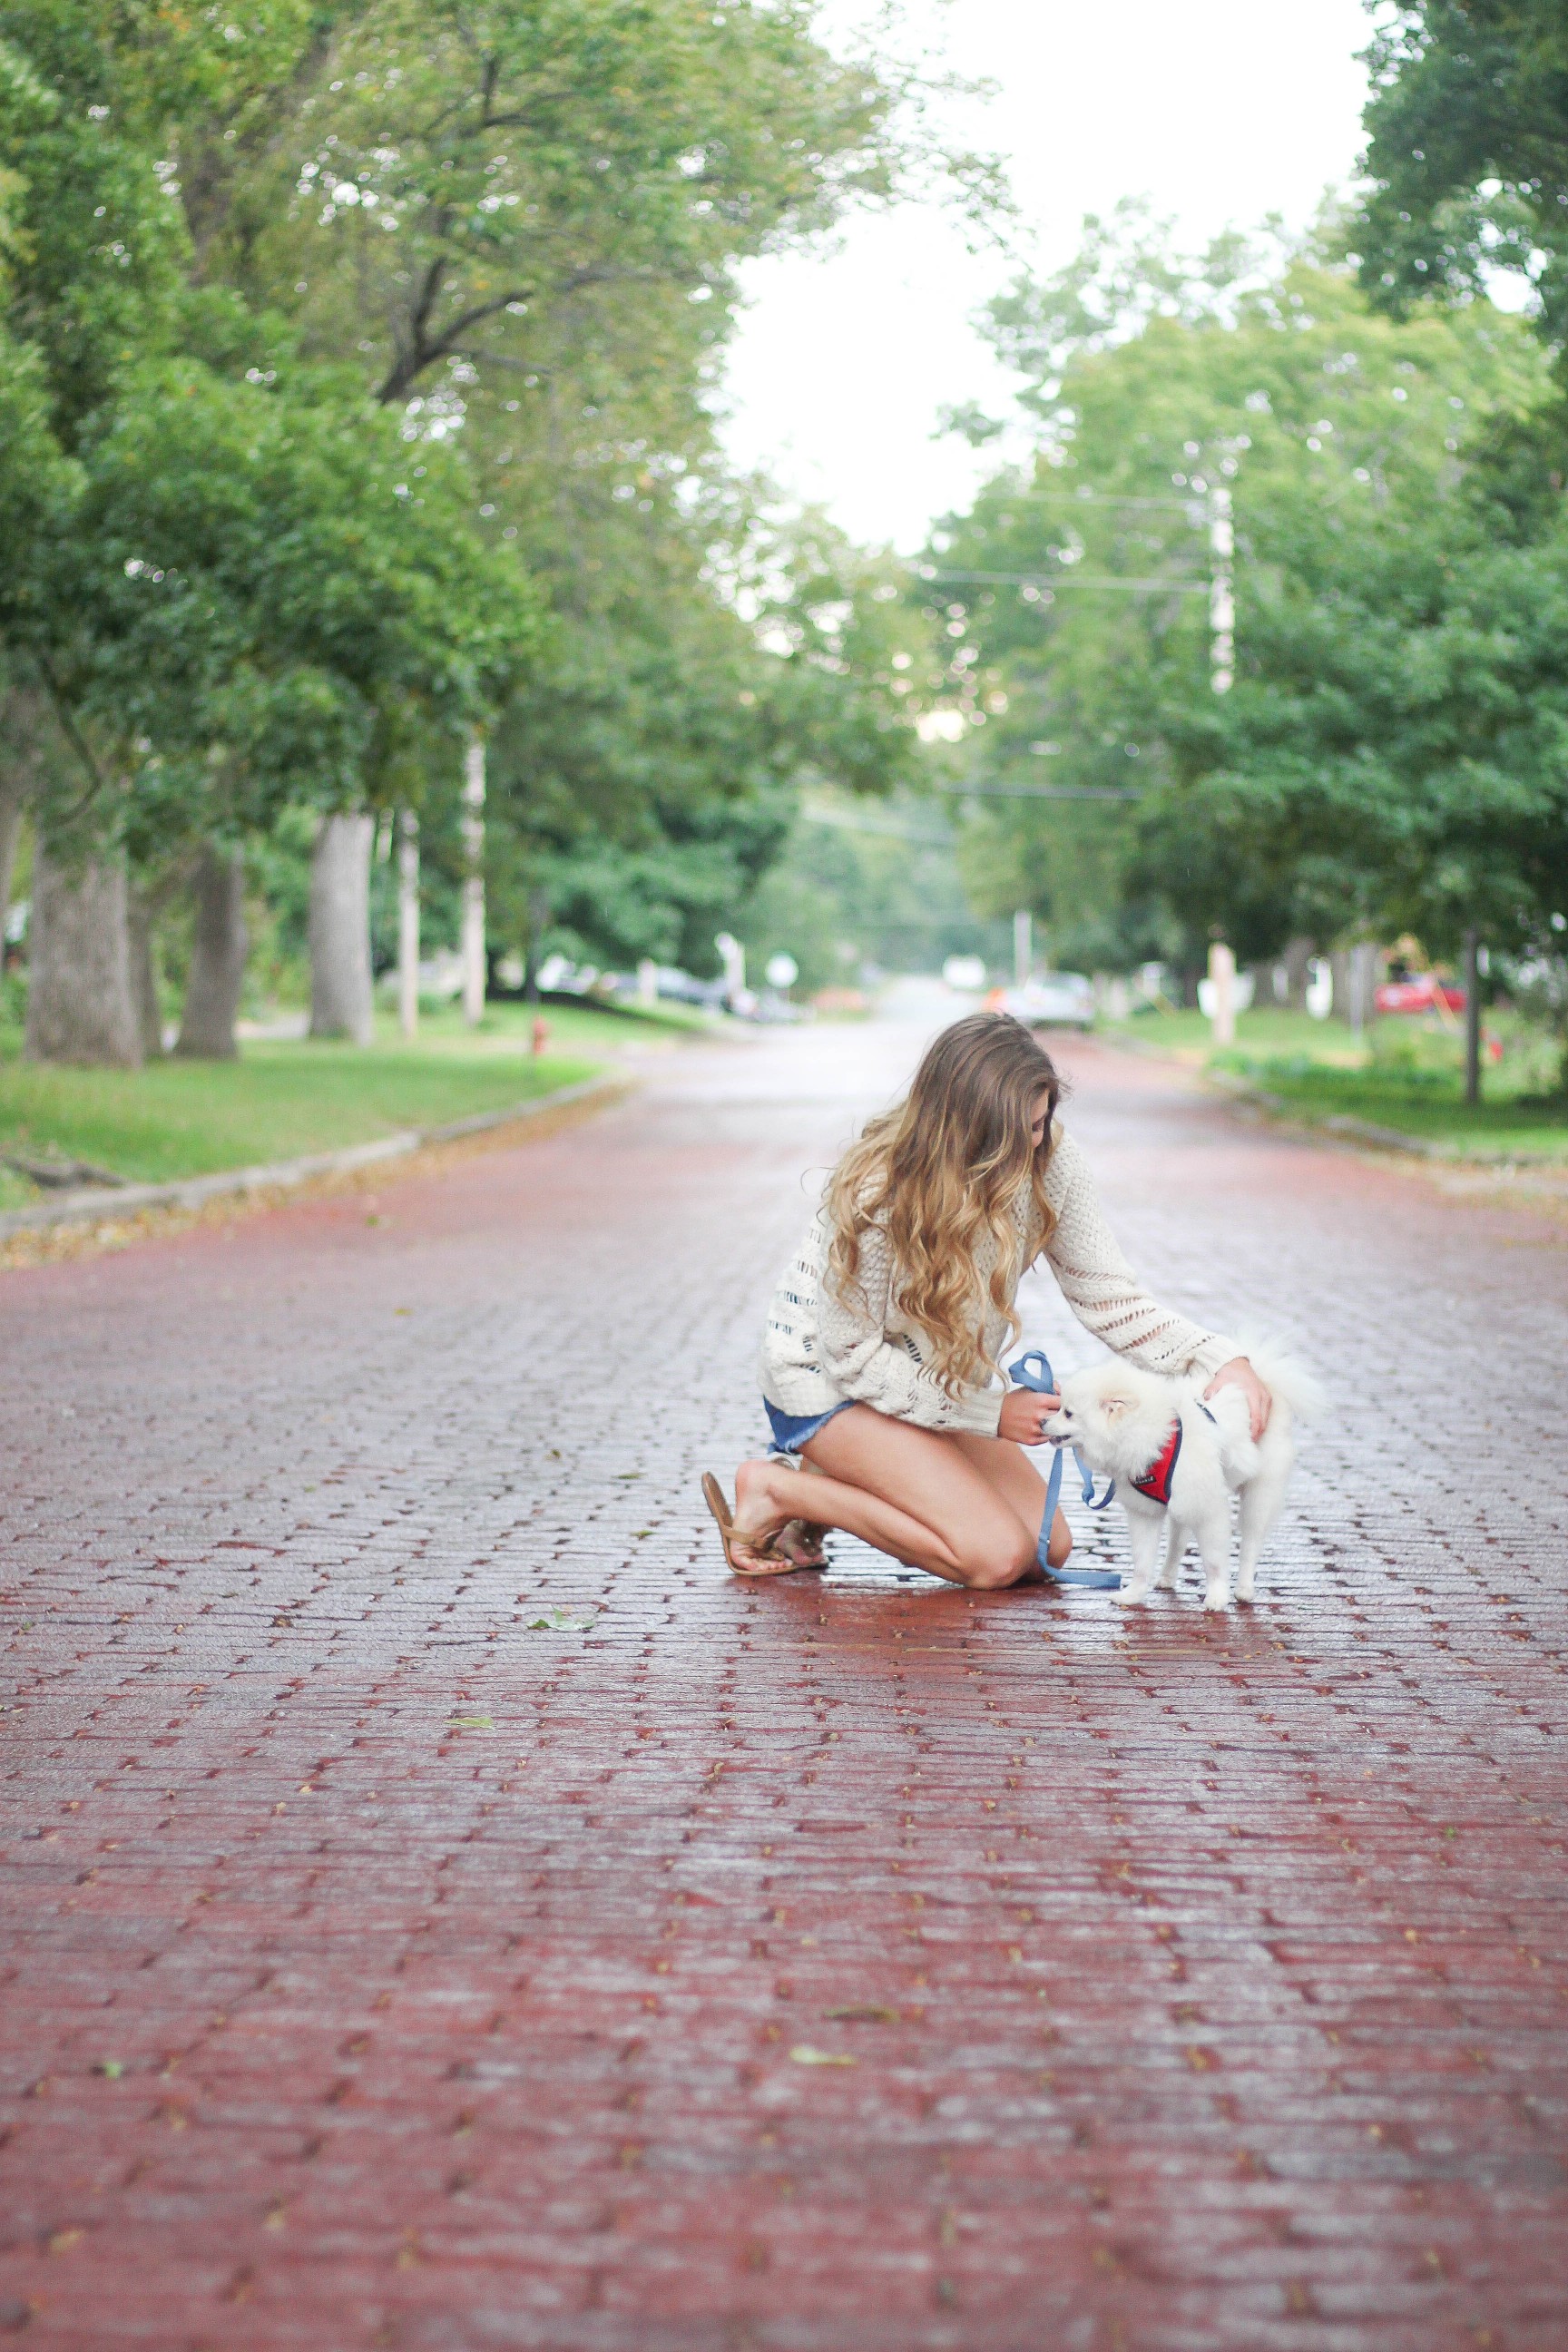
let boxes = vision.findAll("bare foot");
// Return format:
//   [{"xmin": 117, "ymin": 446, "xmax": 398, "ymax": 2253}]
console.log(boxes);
[
  {"xmin": 774, "ymin": 1519, "xmax": 828, "ymax": 1569},
  {"xmin": 730, "ymin": 1461, "xmax": 815, "ymax": 1576}
]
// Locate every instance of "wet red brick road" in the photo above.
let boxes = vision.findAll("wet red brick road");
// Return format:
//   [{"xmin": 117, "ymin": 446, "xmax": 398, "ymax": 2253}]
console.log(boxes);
[{"xmin": 3, "ymin": 1000, "xmax": 1565, "ymax": 2351}]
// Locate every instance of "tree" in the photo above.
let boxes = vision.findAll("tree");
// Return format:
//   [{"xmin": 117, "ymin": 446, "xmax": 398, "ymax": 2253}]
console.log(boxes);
[
  {"xmin": 482, "ymin": 499, "xmax": 927, "ymax": 976},
  {"xmin": 165, "ymin": 0, "xmax": 985, "ymax": 986},
  {"xmin": 0, "ymin": 334, "xmax": 78, "ymax": 940},
  {"xmin": 1354, "ymin": 0, "xmax": 1568, "ymax": 1078},
  {"xmin": 152, "ymin": 0, "xmax": 989, "ymax": 408},
  {"xmin": 1357, "ymin": 2, "xmax": 1568, "ymax": 362},
  {"xmin": 927, "ymin": 212, "xmax": 1561, "ymax": 996},
  {"xmin": 2, "ymin": 0, "xmax": 995, "ymax": 1055},
  {"xmin": 12, "ymin": 351, "xmax": 540, "ymax": 1056}
]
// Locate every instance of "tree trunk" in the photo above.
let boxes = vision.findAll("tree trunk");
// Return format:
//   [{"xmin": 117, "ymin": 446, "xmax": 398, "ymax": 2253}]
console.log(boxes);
[
  {"xmin": 308, "ymin": 813, "xmax": 374, "ymax": 1044},
  {"xmin": 125, "ymin": 892, "xmax": 164, "ymax": 1059},
  {"xmin": 0, "ymin": 778, "xmax": 24, "ymax": 941},
  {"xmin": 24, "ymin": 840, "xmax": 143, "ymax": 1067},
  {"xmin": 0, "ymin": 681, "xmax": 54, "ymax": 946},
  {"xmin": 523, "ymin": 885, "xmax": 549, "ymax": 1002},
  {"xmin": 1279, "ymin": 936, "xmax": 1314, "ymax": 1012},
  {"xmin": 397, "ymin": 810, "xmax": 419, "ymax": 1041},
  {"xmin": 461, "ymin": 734, "xmax": 485, "ymax": 1026},
  {"xmin": 176, "ymin": 846, "xmax": 248, "ymax": 1058}
]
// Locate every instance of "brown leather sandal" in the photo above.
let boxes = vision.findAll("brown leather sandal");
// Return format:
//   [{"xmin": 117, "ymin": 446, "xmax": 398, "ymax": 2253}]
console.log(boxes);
[{"xmin": 701, "ymin": 1472, "xmax": 789, "ymax": 1574}]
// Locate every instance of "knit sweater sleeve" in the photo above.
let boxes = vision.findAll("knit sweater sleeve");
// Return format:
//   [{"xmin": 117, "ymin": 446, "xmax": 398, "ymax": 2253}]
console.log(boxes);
[
  {"xmin": 816, "ymin": 1220, "xmax": 1004, "ymax": 1436},
  {"xmin": 1040, "ymin": 1129, "xmax": 1239, "ymax": 1379}
]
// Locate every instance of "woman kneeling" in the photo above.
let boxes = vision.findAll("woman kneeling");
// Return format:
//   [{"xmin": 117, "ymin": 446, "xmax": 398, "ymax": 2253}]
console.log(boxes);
[{"xmin": 702, "ymin": 1011, "xmax": 1269, "ymax": 1590}]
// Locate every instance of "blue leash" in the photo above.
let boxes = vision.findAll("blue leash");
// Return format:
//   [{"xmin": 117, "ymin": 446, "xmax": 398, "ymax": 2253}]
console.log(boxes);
[{"xmin": 1007, "ymin": 1349, "xmax": 1123, "ymax": 1591}]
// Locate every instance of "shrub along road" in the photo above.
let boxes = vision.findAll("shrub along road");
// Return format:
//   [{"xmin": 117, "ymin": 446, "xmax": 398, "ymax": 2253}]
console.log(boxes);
[{"xmin": 1, "ymin": 995, "xmax": 1563, "ymax": 2349}]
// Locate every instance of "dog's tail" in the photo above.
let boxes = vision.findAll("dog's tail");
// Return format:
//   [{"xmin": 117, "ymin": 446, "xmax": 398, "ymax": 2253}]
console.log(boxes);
[{"xmin": 1239, "ymin": 1338, "xmax": 1327, "ymax": 1424}]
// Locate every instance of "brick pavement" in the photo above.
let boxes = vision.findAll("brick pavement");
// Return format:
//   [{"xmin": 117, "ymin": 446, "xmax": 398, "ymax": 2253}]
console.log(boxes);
[{"xmin": 1, "ymin": 996, "xmax": 1565, "ymax": 2352}]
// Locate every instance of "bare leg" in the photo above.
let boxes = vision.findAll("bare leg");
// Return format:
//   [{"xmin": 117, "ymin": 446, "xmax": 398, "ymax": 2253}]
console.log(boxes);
[
  {"xmin": 948, "ymin": 1430, "xmax": 1072, "ymax": 1568},
  {"xmin": 730, "ymin": 1406, "xmax": 1054, "ymax": 1591}
]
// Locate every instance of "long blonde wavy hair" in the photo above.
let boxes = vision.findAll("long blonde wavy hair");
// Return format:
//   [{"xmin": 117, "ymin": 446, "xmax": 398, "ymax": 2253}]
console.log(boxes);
[{"xmin": 825, "ymin": 1012, "xmax": 1064, "ymax": 1395}]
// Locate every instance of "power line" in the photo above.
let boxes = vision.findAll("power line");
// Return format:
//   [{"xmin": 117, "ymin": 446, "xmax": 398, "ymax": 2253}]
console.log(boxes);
[
  {"xmin": 917, "ymin": 569, "xmax": 1206, "ymax": 594},
  {"xmin": 945, "ymin": 782, "xmax": 1144, "ymax": 802},
  {"xmin": 799, "ymin": 802, "xmax": 952, "ymax": 846}
]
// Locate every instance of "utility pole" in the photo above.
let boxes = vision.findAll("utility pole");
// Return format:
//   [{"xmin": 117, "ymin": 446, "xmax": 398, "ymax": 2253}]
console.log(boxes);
[
  {"xmin": 397, "ymin": 810, "xmax": 419, "ymax": 1042},
  {"xmin": 1203, "ymin": 478, "xmax": 1237, "ymax": 1046},
  {"xmin": 1013, "ymin": 908, "xmax": 1032, "ymax": 987},
  {"xmin": 1209, "ymin": 484, "xmax": 1234, "ymax": 694},
  {"xmin": 461, "ymin": 733, "xmax": 485, "ymax": 1027}
]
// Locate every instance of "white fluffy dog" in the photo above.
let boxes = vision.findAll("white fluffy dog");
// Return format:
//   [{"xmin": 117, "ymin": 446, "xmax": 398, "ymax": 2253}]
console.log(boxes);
[{"xmin": 1041, "ymin": 1349, "xmax": 1323, "ymax": 1610}]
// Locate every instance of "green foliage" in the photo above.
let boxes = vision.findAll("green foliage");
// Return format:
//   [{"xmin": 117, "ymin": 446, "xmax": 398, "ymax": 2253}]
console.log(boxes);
[
  {"xmin": 481, "ymin": 500, "xmax": 925, "ymax": 973},
  {"xmin": 0, "ymin": 0, "xmax": 985, "ymax": 1014},
  {"xmin": 930, "ymin": 211, "xmax": 1565, "ymax": 985},
  {"xmin": 1357, "ymin": 2, "xmax": 1568, "ymax": 360},
  {"xmin": 166, "ymin": 0, "xmax": 908, "ymax": 413},
  {"xmin": 740, "ymin": 805, "xmax": 1008, "ymax": 994},
  {"xmin": 54, "ymin": 359, "xmax": 541, "ymax": 844},
  {"xmin": 0, "ymin": 326, "xmax": 77, "ymax": 644},
  {"xmin": 0, "ymin": 9, "xmax": 189, "ymax": 436}
]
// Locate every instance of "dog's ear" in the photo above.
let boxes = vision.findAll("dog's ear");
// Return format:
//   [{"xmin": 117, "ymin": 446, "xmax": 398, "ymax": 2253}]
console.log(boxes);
[{"xmin": 1100, "ymin": 1391, "xmax": 1134, "ymax": 1421}]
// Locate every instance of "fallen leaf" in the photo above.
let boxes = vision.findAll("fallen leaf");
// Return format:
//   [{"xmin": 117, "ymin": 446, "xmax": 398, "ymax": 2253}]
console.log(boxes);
[
  {"xmin": 94, "ymin": 2061, "xmax": 124, "ymax": 2080},
  {"xmin": 824, "ymin": 2005, "xmax": 899, "ymax": 2024},
  {"xmin": 789, "ymin": 2045, "xmax": 857, "ymax": 2068},
  {"xmin": 521, "ymin": 1608, "xmax": 596, "ymax": 1633},
  {"xmin": 447, "ymin": 1715, "xmax": 495, "ymax": 1733}
]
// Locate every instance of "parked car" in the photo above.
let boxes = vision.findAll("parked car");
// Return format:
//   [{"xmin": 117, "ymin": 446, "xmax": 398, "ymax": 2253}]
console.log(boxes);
[
  {"xmin": 626, "ymin": 965, "xmax": 727, "ymax": 1011},
  {"xmin": 1375, "ymin": 974, "xmax": 1465, "ymax": 1015},
  {"xmin": 989, "ymin": 974, "xmax": 1095, "ymax": 1030}
]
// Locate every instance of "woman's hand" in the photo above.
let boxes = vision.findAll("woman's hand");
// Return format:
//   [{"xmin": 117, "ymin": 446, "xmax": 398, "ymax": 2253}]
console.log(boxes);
[
  {"xmin": 999, "ymin": 1387, "xmax": 1060, "ymax": 1446},
  {"xmin": 1204, "ymin": 1355, "xmax": 1271, "ymax": 1440}
]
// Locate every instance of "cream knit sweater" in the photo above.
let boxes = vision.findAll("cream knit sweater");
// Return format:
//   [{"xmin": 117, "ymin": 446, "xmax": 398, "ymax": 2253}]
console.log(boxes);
[{"xmin": 759, "ymin": 1127, "xmax": 1238, "ymax": 1436}]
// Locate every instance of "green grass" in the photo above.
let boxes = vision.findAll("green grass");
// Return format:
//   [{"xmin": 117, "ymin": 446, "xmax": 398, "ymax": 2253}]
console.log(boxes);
[
  {"xmin": 0, "ymin": 996, "xmax": 681, "ymax": 1190},
  {"xmin": 1215, "ymin": 1057, "xmax": 1568, "ymax": 1158},
  {"xmin": 1112, "ymin": 1004, "xmax": 1369, "ymax": 1066},
  {"xmin": 1110, "ymin": 1003, "xmax": 1568, "ymax": 1158}
]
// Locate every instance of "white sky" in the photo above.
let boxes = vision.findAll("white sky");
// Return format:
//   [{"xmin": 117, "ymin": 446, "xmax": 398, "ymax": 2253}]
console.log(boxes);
[{"xmin": 716, "ymin": 0, "xmax": 1376, "ymax": 551}]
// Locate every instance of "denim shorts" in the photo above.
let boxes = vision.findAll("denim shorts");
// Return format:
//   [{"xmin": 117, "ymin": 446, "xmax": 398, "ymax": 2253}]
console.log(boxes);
[{"xmin": 764, "ymin": 1399, "xmax": 854, "ymax": 1457}]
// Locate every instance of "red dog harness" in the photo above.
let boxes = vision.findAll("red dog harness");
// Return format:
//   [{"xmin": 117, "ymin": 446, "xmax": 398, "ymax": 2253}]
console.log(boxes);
[{"xmin": 1130, "ymin": 1417, "xmax": 1182, "ymax": 1505}]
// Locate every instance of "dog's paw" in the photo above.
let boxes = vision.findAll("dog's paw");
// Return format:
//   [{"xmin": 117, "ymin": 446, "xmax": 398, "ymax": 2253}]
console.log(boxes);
[
  {"xmin": 1233, "ymin": 1574, "xmax": 1256, "ymax": 1604},
  {"xmin": 1117, "ymin": 1582, "xmax": 1152, "ymax": 1607},
  {"xmin": 1202, "ymin": 1585, "xmax": 1230, "ymax": 1612}
]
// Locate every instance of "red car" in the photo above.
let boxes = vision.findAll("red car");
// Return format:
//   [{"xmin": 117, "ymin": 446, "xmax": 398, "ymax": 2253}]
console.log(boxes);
[{"xmin": 1375, "ymin": 974, "xmax": 1465, "ymax": 1014}]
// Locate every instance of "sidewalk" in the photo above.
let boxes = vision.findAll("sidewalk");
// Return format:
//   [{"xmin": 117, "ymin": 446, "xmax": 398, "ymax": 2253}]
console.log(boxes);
[{"xmin": 2, "ymin": 998, "xmax": 1563, "ymax": 2349}]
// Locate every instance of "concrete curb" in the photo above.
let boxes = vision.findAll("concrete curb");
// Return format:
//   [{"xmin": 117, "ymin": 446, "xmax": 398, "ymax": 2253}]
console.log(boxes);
[{"xmin": 0, "ymin": 1073, "xmax": 629, "ymax": 1242}]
